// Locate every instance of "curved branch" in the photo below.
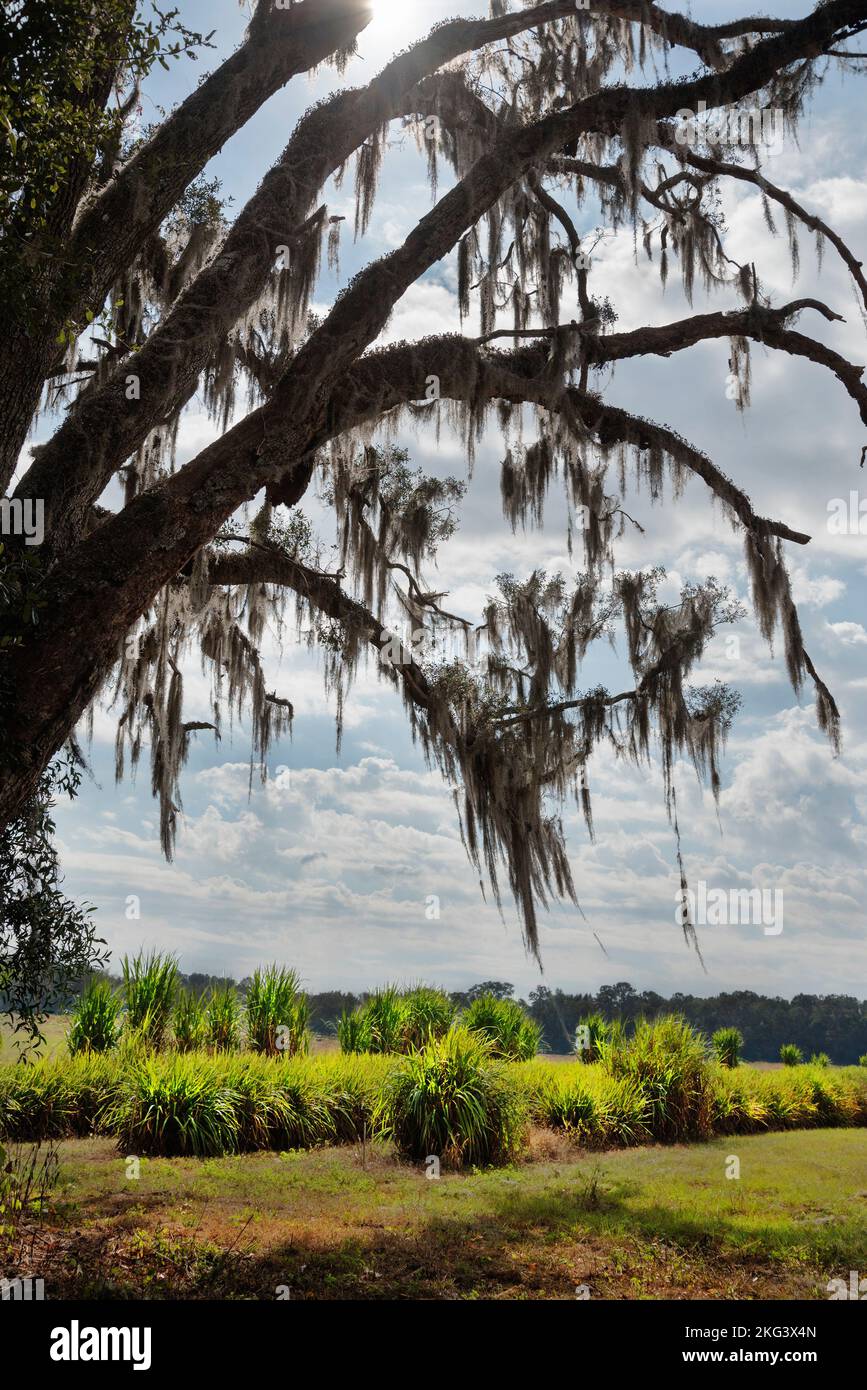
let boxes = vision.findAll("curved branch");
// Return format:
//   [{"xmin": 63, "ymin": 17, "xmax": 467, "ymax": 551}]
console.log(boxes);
[
  {"xmin": 322, "ymin": 334, "xmax": 812, "ymax": 547},
  {"xmin": 0, "ymin": 0, "xmax": 374, "ymax": 496},
  {"xmin": 66, "ymin": 0, "xmax": 373, "ymax": 324},
  {"xmin": 673, "ymin": 148, "xmax": 867, "ymax": 312},
  {"xmin": 208, "ymin": 545, "xmax": 437, "ymax": 719},
  {"xmin": 586, "ymin": 299, "xmax": 867, "ymax": 427}
]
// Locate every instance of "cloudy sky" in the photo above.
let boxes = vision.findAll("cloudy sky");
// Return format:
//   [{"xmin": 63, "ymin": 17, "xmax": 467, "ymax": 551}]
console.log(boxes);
[{"xmin": 39, "ymin": 0, "xmax": 867, "ymax": 999}]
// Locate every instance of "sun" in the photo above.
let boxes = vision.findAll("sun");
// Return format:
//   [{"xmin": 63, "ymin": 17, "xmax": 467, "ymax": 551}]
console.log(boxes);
[{"xmin": 367, "ymin": 0, "xmax": 442, "ymax": 45}]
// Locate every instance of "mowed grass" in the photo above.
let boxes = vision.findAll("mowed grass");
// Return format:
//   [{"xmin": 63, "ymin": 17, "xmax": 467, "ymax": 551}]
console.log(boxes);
[
  {"xmin": 20, "ymin": 1127, "xmax": 867, "ymax": 1300},
  {"xmin": 0, "ymin": 1015, "xmax": 341, "ymax": 1062},
  {"xmin": 0, "ymin": 1013, "xmax": 71, "ymax": 1061}
]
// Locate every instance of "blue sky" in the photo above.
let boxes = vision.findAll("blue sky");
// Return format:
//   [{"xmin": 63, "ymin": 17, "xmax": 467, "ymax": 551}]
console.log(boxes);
[{"xmin": 37, "ymin": 1, "xmax": 867, "ymax": 998}]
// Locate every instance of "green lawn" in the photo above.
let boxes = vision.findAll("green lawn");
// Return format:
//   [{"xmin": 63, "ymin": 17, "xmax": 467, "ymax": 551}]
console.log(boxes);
[
  {"xmin": 0, "ymin": 1013, "xmax": 71, "ymax": 1061},
  {"xmin": 9, "ymin": 1127, "xmax": 865, "ymax": 1299}
]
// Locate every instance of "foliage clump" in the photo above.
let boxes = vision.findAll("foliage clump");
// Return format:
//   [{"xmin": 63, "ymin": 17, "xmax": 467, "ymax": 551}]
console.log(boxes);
[
  {"xmin": 462, "ymin": 993, "xmax": 542, "ymax": 1061},
  {"xmin": 376, "ymin": 1027, "xmax": 529, "ymax": 1168}
]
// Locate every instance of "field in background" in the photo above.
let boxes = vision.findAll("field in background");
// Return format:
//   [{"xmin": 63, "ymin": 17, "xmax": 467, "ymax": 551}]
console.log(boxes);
[
  {"xmin": 0, "ymin": 1015, "xmax": 798, "ymax": 1067},
  {"xmin": 0, "ymin": 1015, "xmax": 342, "ymax": 1062},
  {"xmin": 0, "ymin": 1014, "xmax": 71, "ymax": 1060}
]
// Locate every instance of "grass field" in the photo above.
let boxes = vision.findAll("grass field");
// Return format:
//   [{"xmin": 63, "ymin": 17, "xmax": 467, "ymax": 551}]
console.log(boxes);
[
  {"xmin": 4, "ymin": 1010, "xmax": 865, "ymax": 1299},
  {"xmin": 0, "ymin": 1013, "xmax": 71, "ymax": 1060},
  {"xmin": 7, "ymin": 1128, "xmax": 866, "ymax": 1299},
  {"xmin": 0, "ymin": 1015, "xmax": 342, "ymax": 1062}
]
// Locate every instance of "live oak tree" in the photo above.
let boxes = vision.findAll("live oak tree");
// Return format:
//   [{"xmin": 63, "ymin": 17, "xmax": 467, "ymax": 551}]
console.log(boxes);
[{"xmin": 2, "ymin": 0, "xmax": 866, "ymax": 966}]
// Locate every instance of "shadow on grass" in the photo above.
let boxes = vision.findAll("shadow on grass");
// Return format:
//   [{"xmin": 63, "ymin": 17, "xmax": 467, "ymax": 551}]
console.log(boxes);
[{"xmin": 22, "ymin": 1161, "xmax": 866, "ymax": 1300}]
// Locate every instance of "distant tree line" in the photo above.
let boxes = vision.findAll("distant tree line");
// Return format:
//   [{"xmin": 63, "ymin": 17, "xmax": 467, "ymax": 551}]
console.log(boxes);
[
  {"xmin": 522, "ymin": 983, "xmax": 867, "ymax": 1063},
  {"xmin": 41, "ymin": 974, "xmax": 867, "ymax": 1064}
]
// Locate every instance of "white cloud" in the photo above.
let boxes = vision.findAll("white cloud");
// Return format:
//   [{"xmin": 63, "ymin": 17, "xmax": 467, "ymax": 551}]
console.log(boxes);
[{"xmin": 826, "ymin": 620, "xmax": 867, "ymax": 645}]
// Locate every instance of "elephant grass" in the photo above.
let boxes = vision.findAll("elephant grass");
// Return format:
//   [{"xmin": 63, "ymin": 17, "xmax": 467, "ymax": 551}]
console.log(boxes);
[
  {"xmin": 173, "ymin": 990, "xmax": 208, "ymax": 1053},
  {"xmin": 1, "ymin": 1027, "xmax": 865, "ymax": 1160},
  {"xmin": 376, "ymin": 1028, "xmax": 529, "ymax": 1168},
  {"xmin": 245, "ymin": 965, "xmax": 309, "ymax": 1058},
  {"xmin": 67, "ymin": 978, "xmax": 121, "ymax": 1056},
  {"xmin": 121, "ymin": 950, "xmax": 179, "ymax": 1051},
  {"xmin": 337, "ymin": 984, "xmax": 454, "ymax": 1055},
  {"xmin": 462, "ymin": 994, "xmax": 542, "ymax": 1061}
]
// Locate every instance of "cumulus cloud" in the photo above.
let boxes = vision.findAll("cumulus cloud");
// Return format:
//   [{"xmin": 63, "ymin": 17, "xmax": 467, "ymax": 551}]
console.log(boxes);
[{"xmin": 826, "ymin": 620, "xmax": 867, "ymax": 645}]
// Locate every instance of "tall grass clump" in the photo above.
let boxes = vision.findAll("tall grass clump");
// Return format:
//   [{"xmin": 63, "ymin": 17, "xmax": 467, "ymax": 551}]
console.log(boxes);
[
  {"xmin": 338, "ymin": 985, "xmax": 454, "ymax": 1054},
  {"xmin": 532, "ymin": 1065, "xmax": 649, "ymax": 1146},
  {"xmin": 121, "ymin": 950, "xmax": 179, "ymax": 1049},
  {"xmin": 780, "ymin": 1043, "xmax": 804, "ymax": 1066},
  {"xmin": 105, "ymin": 1054, "xmax": 239, "ymax": 1157},
  {"xmin": 68, "ymin": 978, "xmax": 121, "ymax": 1055},
  {"xmin": 206, "ymin": 986, "xmax": 241, "ymax": 1053},
  {"xmin": 337, "ymin": 1007, "xmax": 372, "ymax": 1054},
  {"xmin": 0, "ymin": 1053, "xmax": 121, "ymax": 1141},
  {"xmin": 316, "ymin": 1054, "xmax": 392, "ymax": 1142},
  {"xmin": 338, "ymin": 986, "xmax": 405, "ymax": 1054},
  {"xmin": 574, "ymin": 1012, "xmax": 609, "ymax": 1062},
  {"xmin": 712, "ymin": 1027, "xmax": 744, "ymax": 1069},
  {"xmin": 810, "ymin": 1052, "xmax": 831, "ymax": 1068},
  {"xmin": 226, "ymin": 1055, "xmax": 333, "ymax": 1150},
  {"xmin": 400, "ymin": 986, "xmax": 455, "ymax": 1048},
  {"xmin": 362, "ymin": 987, "xmax": 407, "ymax": 1054},
  {"xmin": 377, "ymin": 1028, "xmax": 527, "ymax": 1168},
  {"xmin": 462, "ymin": 994, "xmax": 541, "ymax": 1061},
  {"xmin": 245, "ymin": 966, "xmax": 309, "ymax": 1057},
  {"xmin": 173, "ymin": 990, "xmax": 208, "ymax": 1053},
  {"xmin": 602, "ymin": 1015, "xmax": 713, "ymax": 1142}
]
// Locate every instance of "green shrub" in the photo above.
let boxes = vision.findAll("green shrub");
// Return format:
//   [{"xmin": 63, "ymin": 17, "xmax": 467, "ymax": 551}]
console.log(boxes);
[
  {"xmin": 780, "ymin": 1043, "xmax": 804, "ymax": 1066},
  {"xmin": 227, "ymin": 1055, "xmax": 332, "ymax": 1150},
  {"xmin": 400, "ymin": 986, "xmax": 455, "ymax": 1049},
  {"xmin": 2, "ymin": 1030, "xmax": 864, "ymax": 1160},
  {"xmin": 712, "ymin": 1027, "xmax": 744, "ymax": 1069},
  {"xmin": 105, "ymin": 1054, "xmax": 239, "ymax": 1157},
  {"xmin": 809, "ymin": 1052, "xmax": 831, "ymax": 1068},
  {"xmin": 245, "ymin": 965, "xmax": 309, "ymax": 1058},
  {"xmin": 859, "ymin": 1055, "xmax": 867, "ymax": 1068},
  {"xmin": 0, "ymin": 1054, "xmax": 120, "ymax": 1142},
  {"xmin": 377, "ymin": 1028, "xmax": 527, "ymax": 1168},
  {"xmin": 535, "ymin": 1066, "xmax": 649, "ymax": 1145},
  {"xmin": 602, "ymin": 1015, "xmax": 713, "ymax": 1143},
  {"xmin": 121, "ymin": 950, "xmax": 179, "ymax": 1050},
  {"xmin": 316, "ymin": 1055, "xmax": 389, "ymax": 1143},
  {"xmin": 337, "ymin": 986, "xmax": 405, "ymax": 1055},
  {"xmin": 0, "ymin": 1064, "xmax": 71, "ymax": 1141},
  {"xmin": 574, "ymin": 1012, "xmax": 609, "ymax": 1062},
  {"xmin": 337, "ymin": 985, "xmax": 454, "ymax": 1055},
  {"xmin": 363, "ymin": 987, "xmax": 407, "ymax": 1054},
  {"xmin": 463, "ymin": 994, "xmax": 541, "ymax": 1061},
  {"xmin": 337, "ymin": 1007, "xmax": 372, "ymax": 1054},
  {"xmin": 68, "ymin": 977, "xmax": 121, "ymax": 1055},
  {"xmin": 173, "ymin": 990, "xmax": 208, "ymax": 1053},
  {"xmin": 206, "ymin": 986, "xmax": 241, "ymax": 1053}
]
